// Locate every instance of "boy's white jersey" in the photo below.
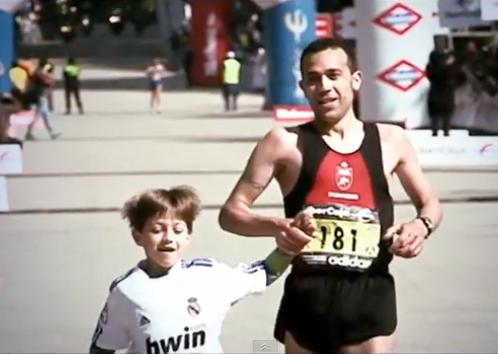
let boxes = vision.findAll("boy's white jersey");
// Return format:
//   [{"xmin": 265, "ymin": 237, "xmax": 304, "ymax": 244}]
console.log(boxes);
[{"xmin": 91, "ymin": 258, "xmax": 267, "ymax": 353}]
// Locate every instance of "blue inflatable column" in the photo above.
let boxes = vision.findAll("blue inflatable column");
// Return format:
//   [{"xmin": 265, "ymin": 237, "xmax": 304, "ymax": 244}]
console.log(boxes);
[
  {"xmin": 0, "ymin": 10, "xmax": 14, "ymax": 93},
  {"xmin": 263, "ymin": 0, "xmax": 316, "ymax": 106}
]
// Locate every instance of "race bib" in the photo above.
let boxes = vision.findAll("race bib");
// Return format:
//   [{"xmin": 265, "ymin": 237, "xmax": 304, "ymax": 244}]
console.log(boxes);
[
  {"xmin": 298, "ymin": 204, "xmax": 381, "ymax": 272},
  {"xmin": 303, "ymin": 218, "xmax": 380, "ymax": 258}
]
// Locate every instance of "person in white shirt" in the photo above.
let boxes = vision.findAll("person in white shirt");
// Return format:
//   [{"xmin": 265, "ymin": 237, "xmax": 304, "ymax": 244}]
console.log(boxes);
[{"xmin": 89, "ymin": 185, "xmax": 312, "ymax": 354}]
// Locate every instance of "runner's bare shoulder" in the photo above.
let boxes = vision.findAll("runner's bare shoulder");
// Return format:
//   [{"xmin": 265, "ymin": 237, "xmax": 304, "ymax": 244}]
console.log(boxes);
[{"xmin": 376, "ymin": 122, "xmax": 406, "ymax": 145}]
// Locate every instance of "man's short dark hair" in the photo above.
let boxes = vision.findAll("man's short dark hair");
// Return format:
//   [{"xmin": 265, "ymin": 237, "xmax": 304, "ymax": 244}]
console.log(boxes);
[{"xmin": 300, "ymin": 37, "xmax": 357, "ymax": 75}]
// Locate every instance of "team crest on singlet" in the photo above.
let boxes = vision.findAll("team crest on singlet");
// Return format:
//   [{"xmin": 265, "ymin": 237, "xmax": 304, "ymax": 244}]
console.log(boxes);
[{"xmin": 335, "ymin": 161, "xmax": 353, "ymax": 191}]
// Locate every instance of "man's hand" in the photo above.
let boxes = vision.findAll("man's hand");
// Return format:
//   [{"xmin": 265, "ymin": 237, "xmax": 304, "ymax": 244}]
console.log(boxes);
[
  {"xmin": 275, "ymin": 210, "xmax": 315, "ymax": 256},
  {"xmin": 383, "ymin": 219, "xmax": 428, "ymax": 258}
]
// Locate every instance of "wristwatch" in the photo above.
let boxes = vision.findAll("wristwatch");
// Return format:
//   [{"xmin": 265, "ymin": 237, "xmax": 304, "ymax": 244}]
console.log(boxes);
[{"xmin": 417, "ymin": 216, "xmax": 434, "ymax": 239}]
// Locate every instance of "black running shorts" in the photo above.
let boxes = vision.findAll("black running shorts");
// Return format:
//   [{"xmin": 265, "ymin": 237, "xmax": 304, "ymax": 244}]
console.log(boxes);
[{"xmin": 274, "ymin": 270, "xmax": 397, "ymax": 354}]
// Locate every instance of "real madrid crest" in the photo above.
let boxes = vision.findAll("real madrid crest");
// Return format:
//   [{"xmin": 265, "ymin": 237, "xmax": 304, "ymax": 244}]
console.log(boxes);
[{"xmin": 187, "ymin": 297, "xmax": 201, "ymax": 317}]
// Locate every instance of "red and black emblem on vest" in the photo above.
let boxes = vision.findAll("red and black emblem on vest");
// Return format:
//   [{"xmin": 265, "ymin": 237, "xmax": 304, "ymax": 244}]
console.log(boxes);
[
  {"xmin": 187, "ymin": 297, "xmax": 201, "ymax": 317},
  {"xmin": 335, "ymin": 161, "xmax": 353, "ymax": 191}
]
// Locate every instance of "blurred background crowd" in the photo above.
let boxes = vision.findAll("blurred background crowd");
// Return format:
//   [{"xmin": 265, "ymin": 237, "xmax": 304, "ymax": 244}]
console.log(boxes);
[{"xmin": 2, "ymin": 0, "xmax": 498, "ymax": 137}]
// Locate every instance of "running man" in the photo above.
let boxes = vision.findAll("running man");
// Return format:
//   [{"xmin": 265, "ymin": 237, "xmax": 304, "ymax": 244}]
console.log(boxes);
[
  {"xmin": 145, "ymin": 58, "xmax": 166, "ymax": 114},
  {"xmin": 218, "ymin": 37, "xmax": 443, "ymax": 353}
]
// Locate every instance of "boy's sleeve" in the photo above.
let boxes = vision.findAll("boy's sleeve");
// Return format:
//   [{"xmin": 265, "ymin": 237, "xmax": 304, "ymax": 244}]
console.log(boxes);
[
  {"xmin": 216, "ymin": 260, "xmax": 268, "ymax": 304},
  {"xmin": 90, "ymin": 289, "xmax": 130, "ymax": 351}
]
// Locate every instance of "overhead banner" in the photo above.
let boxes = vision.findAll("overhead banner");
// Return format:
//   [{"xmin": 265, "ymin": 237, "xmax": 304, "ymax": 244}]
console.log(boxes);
[
  {"xmin": 263, "ymin": 0, "xmax": 316, "ymax": 106},
  {"xmin": 437, "ymin": 0, "xmax": 490, "ymax": 28},
  {"xmin": 189, "ymin": 0, "xmax": 231, "ymax": 86},
  {"xmin": 481, "ymin": 0, "xmax": 498, "ymax": 20}
]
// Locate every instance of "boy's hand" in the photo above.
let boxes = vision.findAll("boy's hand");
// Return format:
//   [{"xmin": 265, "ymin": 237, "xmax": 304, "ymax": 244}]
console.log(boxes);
[
  {"xmin": 290, "ymin": 208, "xmax": 315, "ymax": 236},
  {"xmin": 275, "ymin": 209, "xmax": 315, "ymax": 256}
]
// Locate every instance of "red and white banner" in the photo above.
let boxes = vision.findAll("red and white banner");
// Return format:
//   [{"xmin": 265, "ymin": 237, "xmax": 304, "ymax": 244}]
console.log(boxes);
[
  {"xmin": 315, "ymin": 13, "xmax": 333, "ymax": 38},
  {"xmin": 189, "ymin": 0, "xmax": 231, "ymax": 86},
  {"xmin": 272, "ymin": 105, "xmax": 314, "ymax": 123}
]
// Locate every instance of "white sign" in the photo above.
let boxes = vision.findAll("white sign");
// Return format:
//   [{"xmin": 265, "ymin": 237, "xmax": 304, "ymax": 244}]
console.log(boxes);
[
  {"xmin": 272, "ymin": 105, "xmax": 314, "ymax": 122},
  {"xmin": 481, "ymin": 0, "xmax": 498, "ymax": 20},
  {"xmin": 0, "ymin": 177, "xmax": 8, "ymax": 212},
  {"xmin": 0, "ymin": 144, "xmax": 22, "ymax": 174},
  {"xmin": 408, "ymin": 132, "xmax": 498, "ymax": 167},
  {"xmin": 438, "ymin": 0, "xmax": 490, "ymax": 29}
]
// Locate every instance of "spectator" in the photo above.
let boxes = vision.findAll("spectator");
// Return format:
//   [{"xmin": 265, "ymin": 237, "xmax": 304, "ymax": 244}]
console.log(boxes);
[
  {"xmin": 221, "ymin": 51, "xmax": 242, "ymax": 111},
  {"xmin": 426, "ymin": 49, "xmax": 457, "ymax": 136},
  {"xmin": 24, "ymin": 58, "xmax": 61, "ymax": 141},
  {"xmin": 63, "ymin": 57, "xmax": 84, "ymax": 115}
]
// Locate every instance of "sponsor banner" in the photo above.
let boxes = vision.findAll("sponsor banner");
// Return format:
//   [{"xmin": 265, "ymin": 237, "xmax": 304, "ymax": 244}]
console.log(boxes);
[
  {"xmin": 334, "ymin": 5, "xmax": 448, "ymax": 40},
  {"xmin": 481, "ymin": 0, "xmax": 498, "ymax": 20},
  {"xmin": 10, "ymin": 110, "xmax": 35, "ymax": 126},
  {"xmin": 272, "ymin": 105, "xmax": 314, "ymax": 122},
  {"xmin": 357, "ymin": 1, "xmax": 434, "ymax": 127},
  {"xmin": 8, "ymin": 109, "xmax": 36, "ymax": 137},
  {"xmin": 372, "ymin": 2, "xmax": 422, "ymax": 35},
  {"xmin": 0, "ymin": 10, "xmax": 14, "ymax": 93},
  {"xmin": 407, "ymin": 132, "xmax": 498, "ymax": 167},
  {"xmin": 0, "ymin": 144, "xmax": 23, "ymax": 174},
  {"xmin": 189, "ymin": 0, "xmax": 230, "ymax": 86},
  {"xmin": 0, "ymin": 176, "xmax": 8, "ymax": 212},
  {"xmin": 315, "ymin": 13, "xmax": 333, "ymax": 38},
  {"xmin": 264, "ymin": 0, "xmax": 316, "ymax": 106},
  {"xmin": 437, "ymin": 0, "xmax": 490, "ymax": 28}
]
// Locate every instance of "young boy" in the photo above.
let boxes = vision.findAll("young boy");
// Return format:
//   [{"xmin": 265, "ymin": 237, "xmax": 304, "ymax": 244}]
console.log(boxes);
[{"xmin": 89, "ymin": 186, "xmax": 312, "ymax": 354}]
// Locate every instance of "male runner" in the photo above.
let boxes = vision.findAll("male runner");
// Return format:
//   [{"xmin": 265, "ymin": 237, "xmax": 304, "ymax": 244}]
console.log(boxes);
[{"xmin": 218, "ymin": 37, "xmax": 443, "ymax": 353}]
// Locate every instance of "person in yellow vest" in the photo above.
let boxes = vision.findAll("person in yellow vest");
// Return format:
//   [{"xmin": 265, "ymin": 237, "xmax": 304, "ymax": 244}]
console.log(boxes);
[
  {"xmin": 221, "ymin": 51, "xmax": 242, "ymax": 111},
  {"xmin": 63, "ymin": 57, "xmax": 84, "ymax": 115}
]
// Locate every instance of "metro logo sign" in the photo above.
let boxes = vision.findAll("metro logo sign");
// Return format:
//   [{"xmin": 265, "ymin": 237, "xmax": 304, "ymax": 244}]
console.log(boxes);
[
  {"xmin": 372, "ymin": 3, "xmax": 422, "ymax": 35},
  {"xmin": 377, "ymin": 60, "xmax": 425, "ymax": 92}
]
